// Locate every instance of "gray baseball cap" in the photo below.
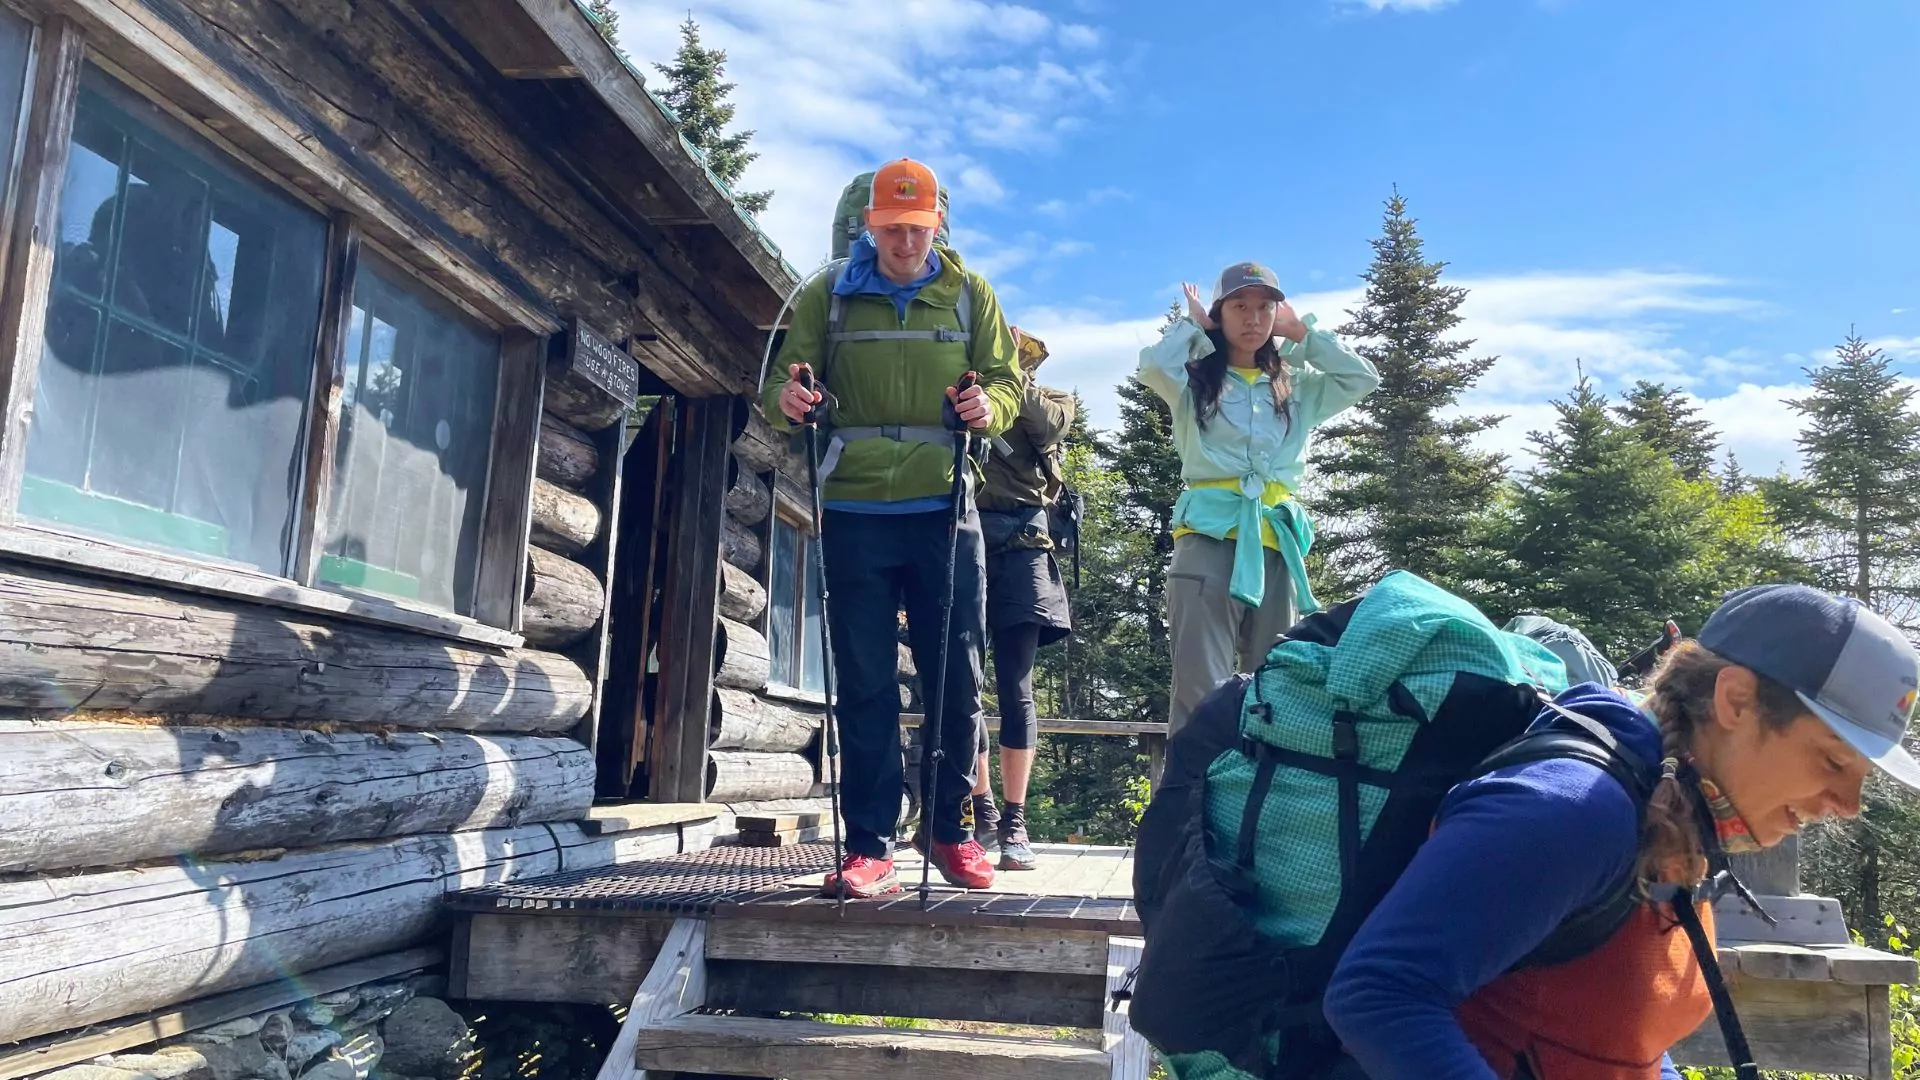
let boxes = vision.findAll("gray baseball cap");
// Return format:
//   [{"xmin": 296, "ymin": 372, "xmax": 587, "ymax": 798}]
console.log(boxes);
[
  {"xmin": 1212, "ymin": 261, "xmax": 1285, "ymax": 307},
  {"xmin": 1698, "ymin": 584, "xmax": 1920, "ymax": 790}
]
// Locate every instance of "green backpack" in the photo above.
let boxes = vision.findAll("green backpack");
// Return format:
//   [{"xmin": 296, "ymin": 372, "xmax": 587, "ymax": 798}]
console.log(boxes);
[{"xmin": 829, "ymin": 170, "xmax": 952, "ymax": 260}]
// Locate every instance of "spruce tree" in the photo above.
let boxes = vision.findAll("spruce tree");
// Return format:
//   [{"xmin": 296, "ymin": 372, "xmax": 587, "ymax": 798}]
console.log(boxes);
[
  {"xmin": 585, "ymin": 0, "xmax": 620, "ymax": 46},
  {"xmin": 1481, "ymin": 376, "xmax": 1768, "ymax": 658},
  {"xmin": 653, "ymin": 17, "xmax": 773, "ymax": 214},
  {"xmin": 1615, "ymin": 380, "xmax": 1718, "ymax": 481},
  {"xmin": 1786, "ymin": 329, "xmax": 1920, "ymax": 615},
  {"xmin": 1313, "ymin": 190, "xmax": 1506, "ymax": 595}
]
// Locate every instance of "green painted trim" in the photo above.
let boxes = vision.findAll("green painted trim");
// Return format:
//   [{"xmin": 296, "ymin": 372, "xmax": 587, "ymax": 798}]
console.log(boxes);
[
  {"xmin": 19, "ymin": 474, "xmax": 229, "ymax": 558},
  {"xmin": 318, "ymin": 552, "xmax": 422, "ymax": 600}
]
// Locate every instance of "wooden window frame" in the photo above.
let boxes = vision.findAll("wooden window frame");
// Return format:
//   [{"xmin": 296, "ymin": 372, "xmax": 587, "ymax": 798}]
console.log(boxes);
[
  {"xmin": 759, "ymin": 489, "xmax": 826, "ymax": 705},
  {"xmin": 0, "ymin": 6, "xmax": 548, "ymax": 649}
]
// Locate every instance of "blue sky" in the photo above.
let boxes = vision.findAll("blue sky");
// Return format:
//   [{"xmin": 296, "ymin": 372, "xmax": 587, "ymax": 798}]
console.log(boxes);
[{"xmin": 610, "ymin": 0, "xmax": 1919, "ymax": 476}]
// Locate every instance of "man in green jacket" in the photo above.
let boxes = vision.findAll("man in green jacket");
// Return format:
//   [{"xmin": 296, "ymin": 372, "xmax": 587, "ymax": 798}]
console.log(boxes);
[{"xmin": 765, "ymin": 157, "xmax": 1023, "ymax": 898}]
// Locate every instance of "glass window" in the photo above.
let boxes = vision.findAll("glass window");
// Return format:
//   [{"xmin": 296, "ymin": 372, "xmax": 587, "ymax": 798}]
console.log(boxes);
[
  {"xmin": 23, "ymin": 67, "xmax": 327, "ymax": 572},
  {"xmin": 320, "ymin": 253, "xmax": 499, "ymax": 615},
  {"xmin": 0, "ymin": 7, "xmax": 34, "ymax": 217},
  {"xmin": 767, "ymin": 514, "xmax": 825, "ymax": 693}
]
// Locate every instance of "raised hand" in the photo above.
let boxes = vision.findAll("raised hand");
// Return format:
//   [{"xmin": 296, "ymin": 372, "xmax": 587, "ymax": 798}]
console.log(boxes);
[
  {"xmin": 1272, "ymin": 300, "xmax": 1308, "ymax": 344},
  {"xmin": 1183, "ymin": 283, "xmax": 1215, "ymax": 330}
]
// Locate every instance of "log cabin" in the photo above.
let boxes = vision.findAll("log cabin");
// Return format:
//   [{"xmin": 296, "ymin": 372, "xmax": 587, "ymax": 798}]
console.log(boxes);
[
  {"xmin": 0, "ymin": 0, "xmax": 866, "ymax": 1060},
  {"xmin": 0, "ymin": 1, "xmax": 1909, "ymax": 1078}
]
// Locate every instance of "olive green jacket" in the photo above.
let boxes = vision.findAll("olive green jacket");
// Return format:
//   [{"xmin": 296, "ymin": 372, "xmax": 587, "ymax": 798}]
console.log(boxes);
[
  {"xmin": 980, "ymin": 381, "xmax": 1075, "ymax": 513},
  {"xmin": 762, "ymin": 246, "xmax": 1023, "ymax": 505}
]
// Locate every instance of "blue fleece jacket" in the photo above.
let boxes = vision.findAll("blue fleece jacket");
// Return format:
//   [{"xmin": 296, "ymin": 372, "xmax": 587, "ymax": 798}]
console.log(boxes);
[
  {"xmin": 1321, "ymin": 683, "xmax": 1683, "ymax": 1080},
  {"xmin": 824, "ymin": 233, "xmax": 949, "ymax": 515}
]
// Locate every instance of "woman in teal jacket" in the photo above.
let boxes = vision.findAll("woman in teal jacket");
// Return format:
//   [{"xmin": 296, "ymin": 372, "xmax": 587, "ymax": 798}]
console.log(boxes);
[{"xmin": 1135, "ymin": 262, "xmax": 1380, "ymax": 733}]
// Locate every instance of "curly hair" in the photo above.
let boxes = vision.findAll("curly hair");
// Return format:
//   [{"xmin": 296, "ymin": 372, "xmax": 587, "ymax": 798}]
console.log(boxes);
[{"xmin": 1635, "ymin": 640, "xmax": 1804, "ymax": 888}]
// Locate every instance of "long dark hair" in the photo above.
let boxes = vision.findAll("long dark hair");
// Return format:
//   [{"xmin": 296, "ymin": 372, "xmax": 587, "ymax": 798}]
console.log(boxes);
[{"xmin": 1188, "ymin": 326, "xmax": 1293, "ymax": 432}]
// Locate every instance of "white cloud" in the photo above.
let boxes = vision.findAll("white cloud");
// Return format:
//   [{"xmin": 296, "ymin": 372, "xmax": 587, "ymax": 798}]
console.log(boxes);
[
  {"xmin": 1049, "ymin": 239, "xmax": 1094, "ymax": 257},
  {"xmin": 1059, "ymin": 24, "xmax": 1101, "ymax": 49},
  {"xmin": 1345, "ymin": 0, "xmax": 1459, "ymax": 11},
  {"xmin": 1036, "ymin": 198, "xmax": 1069, "ymax": 216},
  {"xmin": 611, "ymin": 0, "xmax": 1116, "ymax": 270},
  {"xmin": 1893, "ymin": 307, "xmax": 1910, "ymax": 315}
]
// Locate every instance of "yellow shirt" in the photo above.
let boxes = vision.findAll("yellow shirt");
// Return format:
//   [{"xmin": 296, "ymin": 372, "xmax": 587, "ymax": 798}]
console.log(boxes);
[{"xmin": 1171, "ymin": 367, "xmax": 1290, "ymax": 551}]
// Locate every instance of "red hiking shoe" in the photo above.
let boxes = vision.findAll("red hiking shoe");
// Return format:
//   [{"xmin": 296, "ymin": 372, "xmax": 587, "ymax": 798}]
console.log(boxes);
[
  {"xmin": 928, "ymin": 838, "xmax": 996, "ymax": 890},
  {"xmin": 821, "ymin": 853, "xmax": 901, "ymax": 899}
]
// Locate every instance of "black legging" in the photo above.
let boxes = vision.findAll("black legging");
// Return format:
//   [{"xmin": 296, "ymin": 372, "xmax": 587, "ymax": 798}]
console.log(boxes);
[{"xmin": 992, "ymin": 622, "xmax": 1041, "ymax": 750}]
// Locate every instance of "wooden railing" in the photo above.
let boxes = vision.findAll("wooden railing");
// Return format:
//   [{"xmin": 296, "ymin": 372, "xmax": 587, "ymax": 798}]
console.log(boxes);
[{"xmin": 897, "ymin": 713, "xmax": 1169, "ymax": 788}]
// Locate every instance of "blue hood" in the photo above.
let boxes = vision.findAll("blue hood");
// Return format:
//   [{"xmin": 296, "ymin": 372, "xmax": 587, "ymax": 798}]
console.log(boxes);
[
  {"xmin": 832, "ymin": 233, "xmax": 942, "ymax": 318},
  {"xmin": 1537, "ymin": 680, "xmax": 1663, "ymax": 776}
]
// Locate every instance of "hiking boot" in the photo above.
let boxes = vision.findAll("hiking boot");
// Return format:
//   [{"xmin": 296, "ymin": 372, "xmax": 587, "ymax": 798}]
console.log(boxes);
[
  {"xmin": 999, "ymin": 802, "xmax": 1037, "ymax": 871},
  {"xmin": 973, "ymin": 794, "xmax": 1002, "ymax": 857},
  {"xmin": 928, "ymin": 838, "xmax": 996, "ymax": 890},
  {"xmin": 821, "ymin": 853, "xmax": 901, "ymax": 899}
]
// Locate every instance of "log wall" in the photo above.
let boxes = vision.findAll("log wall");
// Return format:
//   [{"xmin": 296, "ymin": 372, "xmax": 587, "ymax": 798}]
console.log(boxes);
[{"xmin": 0, "ymin": 720, "xmax": 594, "ymax": 874}]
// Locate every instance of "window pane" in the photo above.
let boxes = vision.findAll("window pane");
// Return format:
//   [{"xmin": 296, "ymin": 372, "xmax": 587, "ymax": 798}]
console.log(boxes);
[
  {"xmin": 800, "ymin": 537, "xmax": 825, "ymax": 693},
  {"xmin": 0, "ymin": 8, "xmax": 32, "ymax": 212},
  {"xmin": 767, "ymin": 519, "xmax": 798, "ymax": 687},
  {"xmin": 22, "ymin": 69, "xmax": 326, "ymax": 573},
  {"xmin": 321, "ymin": 254, "xmax": 498, "ymax": 615}
]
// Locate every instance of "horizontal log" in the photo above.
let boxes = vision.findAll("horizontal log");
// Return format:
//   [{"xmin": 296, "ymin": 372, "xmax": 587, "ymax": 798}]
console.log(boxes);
[
  {"xmin": 529, "ymin": 478, "xmax": 603, "ymax": 556},
  {"xmin": 0, "ymin": 720, "xmax": 593, "ymax": 874},
  {"xmin": 522, "ymin": 545, "xmax": 604, "ymax": 650},
  {"xmin": 543, "ymin": 362, "xmax": 628, "ymax": 432},
  {"xmin": 0, "ymin": 822, "xmax": 665, "ymax": 1043},
  {"xmin": 718, "ymin": 559, "xmax": 767, "ymax": 625},
  {"xmin": 714, "ymin": 617, "xmax": 771, "ymax": 692},
  {"xmin": 706, "ymin": 750, "xmax": 814, "ymax": 803},
  {"xmin": 0, "ymin": 562, "xmax": 589, "ymax": 732},
  {"xmin": 536, "ymin": 411, "xmax": 598, "ymax": 490},
  {"xmin": 723, "ymin": 468, "xmax": 771, "ymax": 528},
  {"xmin": 721, "ymin": 513, "xmax": 762, "ymax": 576},
  {"xmin": 730, "ymin": 407, "xmax": 786, "ymax": 476},
  {"xmin": 710, "ymin": 687, "xmax": 817, "ymax": 753}
]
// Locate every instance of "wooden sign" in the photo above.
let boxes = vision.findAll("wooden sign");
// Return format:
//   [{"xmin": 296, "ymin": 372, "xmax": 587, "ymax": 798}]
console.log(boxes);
[{"xmin": 559, "ymin": 317, "xmax": 639, "ymax": 409}]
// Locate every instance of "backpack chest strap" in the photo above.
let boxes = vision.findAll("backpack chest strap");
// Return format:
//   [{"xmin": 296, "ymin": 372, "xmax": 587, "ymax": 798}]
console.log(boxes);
[{"xmin": 829, "ymin": 328, "xmax": 971, "ymax": 344}]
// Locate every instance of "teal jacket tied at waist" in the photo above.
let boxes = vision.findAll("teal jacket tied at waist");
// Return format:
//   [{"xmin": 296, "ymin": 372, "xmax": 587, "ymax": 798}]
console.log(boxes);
[{"xmin": 1137, "ymin": 312, "xmax": 1381, "ymax": 613}]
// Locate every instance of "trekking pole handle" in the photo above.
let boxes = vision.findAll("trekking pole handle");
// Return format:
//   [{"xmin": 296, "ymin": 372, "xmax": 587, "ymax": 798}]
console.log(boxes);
[
  {"xmin": 795, "ymin": 364, "xmax": 825, "ymax": 427},
  {"xmin": 943, "ymin": 370, "xmax": 980, "ymax": 432}
]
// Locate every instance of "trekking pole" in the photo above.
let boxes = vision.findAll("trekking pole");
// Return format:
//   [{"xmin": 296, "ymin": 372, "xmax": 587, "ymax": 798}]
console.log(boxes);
[
  {"xmin": 920, "ymin": 370, "xmax": 979, "ymax": 910},
  {"xmin": 795, "ymin": 365, "xmax": 848, "ymax": 914}
]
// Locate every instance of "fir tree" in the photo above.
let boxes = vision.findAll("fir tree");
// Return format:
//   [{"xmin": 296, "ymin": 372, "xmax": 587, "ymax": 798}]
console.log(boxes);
[
  {"xmin": 1785, "ymin": 329, "xmax": 1920, "ymax": 616},
  {"xmin": 1719, "ymin": 450, "xmax": 1748, "ymax": 496},
  {"xmin": 653, "ymin": 17, "xmax": 772, "ymax": 214},
  {"xmin": 1615, "ymin": 380, "xmax": 1718, "ymax": 481},
  {"xmin": 1479, "ymin": 376, "xmax": 1779, "ymax": 658},
  {"xmin": 1313, "ymin": 190, "xmax": 1506, "ymax": 595},
  {"xmin": 585, "ymin": 0, "xmax": 620, "ymax": 46}
]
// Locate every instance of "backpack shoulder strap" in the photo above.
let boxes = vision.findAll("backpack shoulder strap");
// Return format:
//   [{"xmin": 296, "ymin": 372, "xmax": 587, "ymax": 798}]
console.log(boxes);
[
  {"xmin": 957, "ymin": 275, "xmax": 973, "ymax": 337},
  {"xmin": 821, "ymin": 258, "xmax": 850, "ymax": 386},
  {"xmin": 1478, "ymin": 702, "xmax": 1654, "ymax": 970}
]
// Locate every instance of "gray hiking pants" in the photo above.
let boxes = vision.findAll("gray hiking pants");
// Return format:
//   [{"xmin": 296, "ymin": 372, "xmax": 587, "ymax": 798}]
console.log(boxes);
[{"xmin": 1166, "ymin": 533, "xmax": 1298, "ymax": 736}]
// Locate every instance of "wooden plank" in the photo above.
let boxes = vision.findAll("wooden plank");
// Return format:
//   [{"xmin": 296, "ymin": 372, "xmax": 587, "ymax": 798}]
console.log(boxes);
[
  {"xmin": 0, "ymin": 721, "xmax": 593, "ymax": 874},
  {"xmin": 650, "ymin": 397, "xmax": 730, "ymax": 802},
  {"xmin": 1731, "ymin": 942, "xmax": 1834, "ymax": 982},
  {"xmin": 739, "ymin": 812, "xmax": 828, "ymax": 833},
  {"xmin": 708, "ymin": 750, "xmax": 815, "ymax": 802},
  {"xmin": 0, "ymin": 946, "xmax": 440, "ymax": 1080},
  {"xmin": 577, "ymin": 409, "xmax": 629, "ymax": 756},
  {"xmin": 584, "ymin": 802, "xmax": 723, "ymax": 834},
  {"xmin": 291, "ymin": 215, "xmax": 360, "ymax": 586},
  {"xmin": 705, "ymin": 918, "xmax": 1110, "ymax": 976},
  {"xmin": 1869, "ymin": 983, "xmax": 1893, "ymax": 1080},
  {"xmin": 1714, "ymin": 893, "xmax": 1852, "ymax": 946},
  {"xmin": 473, "ymin": 330, "xmax": 548, "ymax": 630},
  {"xmin": 420, "ymin": 0, "xmax": 579, "ymax": 78},
  {"xmin": 605, "ymin": 397, "xmax": 674, "ymax": 797},
  {"xmin": 1815, "ymin": 944, "xmax": 1920, "ymax": 986},
  {"xmin": 1669, "ymin": 972, "xmax": 1870, "ymax": 1076},
  {"xmin": 593, "ymin": 917, "xmax": 706, "ymax": 1080},
  {"xmin": 631, "ymin": 1014, "xmax": 1110, "ymax": 1080},
  {"xmin": 462, "ymin": 912, "xmax": 672, "ymax": 1003},
  {"xmin": 1105, "ymin": 937, "xmax": 1151, "ymax": 1080},
  {"xmin": 0, "ymin": 822, "xmax": 636, "ymax": 1041},
  {"xmin": 1045, "ymin": 848, "xmax": 1133, "ymax": 899},
  {"xmin": 0, "ymin": 559, "xmax": 589, "ymax": 730},
  {"xmin": 705, "ymin": 960, "xmax": 1104, "ymax": 1029},
  {"xmin": 739, "ymin": 825, "xmax": 831, "ymax": 848},
  {"xmin": 0, "ymin": 525, "xmax": 524, "ymax": 648},
  {"xmin": 0, "ymin": 16, "xmax": 83, "ymax": 527},
  {"xmin": 901, "ymin": 714, "xmax": 1167, "ymax": 738}
]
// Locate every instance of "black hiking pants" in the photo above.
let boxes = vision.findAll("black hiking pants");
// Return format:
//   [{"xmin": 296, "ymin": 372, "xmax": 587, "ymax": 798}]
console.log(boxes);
[{"xmin": 821, "ymin": 507, "xmax": 986, "ymax": 858}]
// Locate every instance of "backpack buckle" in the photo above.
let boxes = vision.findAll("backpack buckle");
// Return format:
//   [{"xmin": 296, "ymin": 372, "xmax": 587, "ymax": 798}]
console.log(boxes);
[{"xmin": 1331, "ymin": 714, "xmax": 1360, "ymax": 761}]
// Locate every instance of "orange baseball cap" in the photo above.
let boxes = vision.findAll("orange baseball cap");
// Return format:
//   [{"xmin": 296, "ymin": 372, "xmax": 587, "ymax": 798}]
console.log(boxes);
[{"xmin": 866, "ymin": 158, "xmax": 943, "ymax": 229}]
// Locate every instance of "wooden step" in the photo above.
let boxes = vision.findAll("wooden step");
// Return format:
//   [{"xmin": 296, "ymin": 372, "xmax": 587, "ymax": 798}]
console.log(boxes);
[{"xmin": 631, "ymin": 1013, "xmax": 1111, "ymax": 1080}]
